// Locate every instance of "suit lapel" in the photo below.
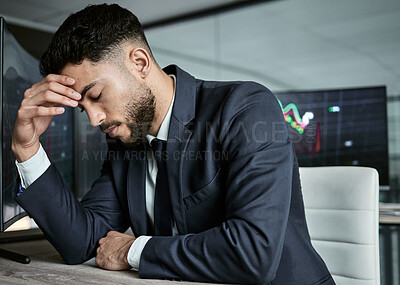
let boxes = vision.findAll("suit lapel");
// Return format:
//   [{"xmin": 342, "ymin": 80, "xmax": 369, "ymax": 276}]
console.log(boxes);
[
  {"xmin": 163, "ymin": 65, "xmax": 197, "ymax": 235},
  {"xmin": 166, "ymin": 117, "xmax": 192, "ymax": 234},
  {"xmin": 126, "ymin": 143, "xmax": 150, "ymax": 236}
]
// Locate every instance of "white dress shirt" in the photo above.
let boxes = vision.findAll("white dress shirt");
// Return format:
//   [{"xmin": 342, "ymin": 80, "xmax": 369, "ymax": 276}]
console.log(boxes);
[{"xmin": 15, "ymin": 75, "xmax": 176, "ymax": 270}]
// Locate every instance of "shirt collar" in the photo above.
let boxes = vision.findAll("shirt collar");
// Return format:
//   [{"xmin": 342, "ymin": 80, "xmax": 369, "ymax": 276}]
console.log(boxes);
[{"xmin": 146, "ymin": 74, "xmax": 176, "ymax": 144}]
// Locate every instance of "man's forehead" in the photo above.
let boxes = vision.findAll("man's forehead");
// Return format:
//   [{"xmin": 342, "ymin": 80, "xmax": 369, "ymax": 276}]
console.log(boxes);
[
  {"xmin": 61, "ymin": 60, "xmax": 96, "ymax": 77},
  {"xmin": 61, "ymin": 60, "xmax": 103, "ymax": 93}
]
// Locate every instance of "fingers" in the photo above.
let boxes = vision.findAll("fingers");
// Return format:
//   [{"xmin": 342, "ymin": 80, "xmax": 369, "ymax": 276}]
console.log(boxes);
[
  {"xmin": 25, "ymin": 75, "xmax": 81, "ymax": 105},
  {"xmin": 28, "ymin": 77, "xmax": 81, "ymax": 101},
  {"xmin": 95, "ymin": 249, "xmax": 105, "ymax": 268},
  {"xmin": 12, "ymin": 74, "xmax": 79, "ymax": 157},
  {"xmin": 17, "ymin": 106, "xmax": 65, "ymax": 120},
  {"xmin": 27, "ymin": 74, "xmax": 76, "ymax": 101},
  {"xmin": 19, "ymin": 74, "xmax": 81, "ymax": 121},
  {"xmin": 95, "ymin": 231, "xmax": 135, "ymax": 271},
  {"xmin": 107, "ymin": 231, "xmax": 118, "ymax": 237},
  {"xmin": 26, "ymin": 89, "xmax": 79, "ymax": 108},
  {"xmin": 33, "ymin": 74, "xmax": 76, "ymax": 90},
  {"xmin": 98, "ymin": 237, "xmax": 106, "ymax": 245},
  {"xmin": 97, "ymin": 231, "xmax": 117, "ymax": 246},
  {"xmin": 95, "ymin": 255, "xmax": 101, "ymax": 267}
]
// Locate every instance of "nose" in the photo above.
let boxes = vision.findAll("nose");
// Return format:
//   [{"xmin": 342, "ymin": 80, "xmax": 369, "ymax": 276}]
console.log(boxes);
[{"xmin": 86, "ymin": 107, "xmax": 106, "ymax": 127}]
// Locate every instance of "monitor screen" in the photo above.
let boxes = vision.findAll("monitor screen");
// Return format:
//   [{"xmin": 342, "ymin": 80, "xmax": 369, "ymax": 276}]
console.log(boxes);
[
  {"xmin": 275, "ymin": 86, "xmax": 389, "ymax": 186},
  {"xmin": 74, "ymin": 109, "xmax": 108, "ymax": 199},
  {"xmin": 0, "ymin": 18, "xmax": 74, "ymax": 231}
]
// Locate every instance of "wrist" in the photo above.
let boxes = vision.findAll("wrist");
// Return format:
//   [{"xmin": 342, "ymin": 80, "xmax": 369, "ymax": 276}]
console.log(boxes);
[
  {"xmin": 12, "ymin": 141, "xmax": 40, "ymax": 163},
  {"xmin": 124, "ymin": 238, "xmax": 135, "ymax": 266},
  {"xmin": 127, "ymin": 236, "xmax": 151, "ymax": 270}
]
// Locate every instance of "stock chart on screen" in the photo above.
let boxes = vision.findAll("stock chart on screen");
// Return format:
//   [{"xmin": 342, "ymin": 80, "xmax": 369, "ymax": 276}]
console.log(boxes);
[{"xmin": 275, "ymin": 87, "xmax": 388, "ymax": 186}]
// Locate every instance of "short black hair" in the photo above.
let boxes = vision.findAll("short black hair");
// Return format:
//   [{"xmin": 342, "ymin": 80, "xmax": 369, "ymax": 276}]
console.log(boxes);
[{"xmin": 40, "ymin": 4, "xmax": 154, "ymax": 76}]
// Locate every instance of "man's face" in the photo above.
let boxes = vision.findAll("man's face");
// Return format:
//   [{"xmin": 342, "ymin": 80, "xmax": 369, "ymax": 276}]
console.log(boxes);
[{"xmin": 61, "ymin": 59, "xmax": 155, "ymax": 147}]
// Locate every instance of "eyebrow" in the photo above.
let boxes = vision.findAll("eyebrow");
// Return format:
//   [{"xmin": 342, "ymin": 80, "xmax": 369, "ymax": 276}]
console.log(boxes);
[{"xmin": 79, "ymin": 80, "xmax": 99, "ymax": 101}]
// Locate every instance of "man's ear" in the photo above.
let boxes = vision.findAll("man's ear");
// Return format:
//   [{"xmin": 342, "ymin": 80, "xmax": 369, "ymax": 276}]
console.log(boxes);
[{"xmin": 127, "ymin": 47, "xmax": 151, "ymax": 79}]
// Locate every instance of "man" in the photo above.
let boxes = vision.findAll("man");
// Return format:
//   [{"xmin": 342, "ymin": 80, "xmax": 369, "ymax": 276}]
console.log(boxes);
[{"xmin": 12, "ymin": 4, "xmax": 334, "ymax": 284}]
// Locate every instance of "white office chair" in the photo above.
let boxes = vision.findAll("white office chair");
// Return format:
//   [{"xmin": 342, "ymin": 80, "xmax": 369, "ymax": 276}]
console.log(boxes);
[{"xmin": 299, "ymin": 166, "xmax": 380, "ymax": 285}]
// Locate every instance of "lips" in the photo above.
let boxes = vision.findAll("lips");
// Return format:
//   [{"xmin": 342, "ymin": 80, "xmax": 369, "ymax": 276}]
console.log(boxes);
[{"xmin": 104, "ymin": 125, "xmax": 119, "ymax": 138}]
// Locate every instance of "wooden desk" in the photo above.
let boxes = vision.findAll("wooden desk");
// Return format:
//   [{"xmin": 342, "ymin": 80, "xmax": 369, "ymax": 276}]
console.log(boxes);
[
  {"xmin": 1, "ymin": 205, "xmax": 399, "ymax": 284},
  {"xmin": 0, "ymin": 238, "xmax": 212, "ymax": 285}
]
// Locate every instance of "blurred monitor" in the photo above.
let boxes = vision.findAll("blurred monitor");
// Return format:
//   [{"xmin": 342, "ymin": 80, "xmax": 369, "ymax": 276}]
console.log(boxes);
[
  {"xmin": 275, "ymin": 86, "xmax": 389, "ymax": 187},
  {"xmin": 0, "ymin": 17, "xmax": 74, "ymax": 232},
  {"xmin": 73, "ymin": 109, "xmax": 107, "ymax": 200}
]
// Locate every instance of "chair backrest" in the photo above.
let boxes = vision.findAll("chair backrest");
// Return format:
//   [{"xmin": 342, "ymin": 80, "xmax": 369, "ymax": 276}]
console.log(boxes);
[{"xmin": 299, "ymin": 166, "xmax": 380, "ymax": 285}]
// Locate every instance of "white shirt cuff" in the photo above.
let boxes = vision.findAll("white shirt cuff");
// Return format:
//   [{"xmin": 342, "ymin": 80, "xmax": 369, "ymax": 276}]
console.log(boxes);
[
  {"xmin": 127, "ymin": 236, "xmax": 152, "ymax": 270},
  {"xmin": 15, "ymin": 143, "xmax": 51, "ymax": 189}
]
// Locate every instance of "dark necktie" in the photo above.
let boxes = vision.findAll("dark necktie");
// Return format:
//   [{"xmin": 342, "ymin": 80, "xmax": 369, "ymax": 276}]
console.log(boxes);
[{"xmin": 151, "ymin": 138, "xmax": 173, "ymax": 236}]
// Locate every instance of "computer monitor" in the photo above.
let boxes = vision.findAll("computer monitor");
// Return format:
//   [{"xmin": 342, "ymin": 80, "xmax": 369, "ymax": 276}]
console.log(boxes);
[
  {"xmin": 0, "ymin": 17, "xmax": 74, "ymax": 233},
  {"xmin": 74, "ymin": 109, "xmax": 107, "ymax": 200},
  {"xmin": 275, "ymin": 86, "xmax": 389, "ymax": 187}
]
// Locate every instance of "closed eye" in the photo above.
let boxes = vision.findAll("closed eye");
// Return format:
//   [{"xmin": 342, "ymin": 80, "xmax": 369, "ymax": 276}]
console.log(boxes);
[{"xmin": 92, "ymin": 92, "xmax": 102, "ymax": 102}]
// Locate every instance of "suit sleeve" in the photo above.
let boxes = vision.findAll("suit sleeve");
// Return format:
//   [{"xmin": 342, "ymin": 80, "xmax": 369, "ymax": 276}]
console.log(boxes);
[
  {"xmin": 15, "ymin": 151, "xmax": 129, "ymax": 264},
  {"xmin": 139, "ymin": 83, "xmax": 294, "ymax": 284}
]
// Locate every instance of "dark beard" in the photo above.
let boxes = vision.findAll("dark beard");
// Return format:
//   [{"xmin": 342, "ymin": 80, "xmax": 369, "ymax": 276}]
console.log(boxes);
[
  {"xmin": 123, "ymin": 86, "xmax": 155, "ymax": 147},
  {"xmin": 100, "ymin": 84, "xmax": 155, "ymax": 148}
]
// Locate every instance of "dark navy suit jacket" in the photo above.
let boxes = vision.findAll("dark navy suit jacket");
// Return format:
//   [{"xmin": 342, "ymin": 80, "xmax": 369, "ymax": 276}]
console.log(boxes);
[{"xmin": 16, "ymin": 65, "xmax": 334, "ymax": 284}]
